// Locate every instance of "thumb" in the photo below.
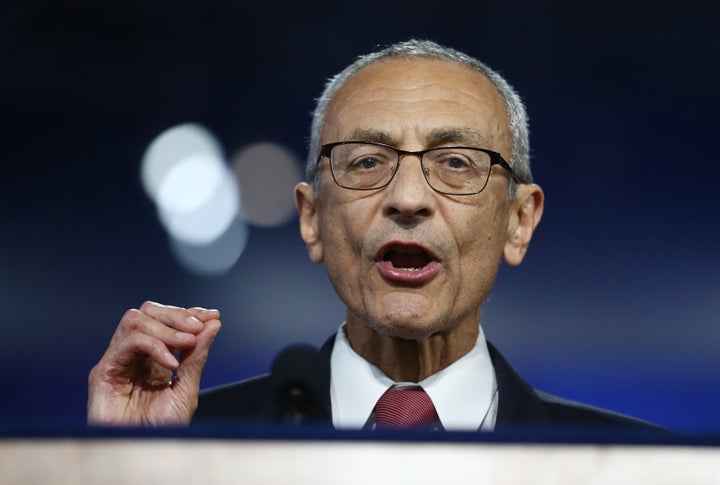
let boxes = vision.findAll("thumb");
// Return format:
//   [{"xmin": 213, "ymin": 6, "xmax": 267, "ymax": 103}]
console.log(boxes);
[{"xmin": 173, "ymin": 319, "xmax": 221, "ymax": 397}]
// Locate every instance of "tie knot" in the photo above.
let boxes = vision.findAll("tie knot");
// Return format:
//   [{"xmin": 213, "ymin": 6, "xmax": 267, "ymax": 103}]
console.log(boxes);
[{"xmin": 374, "ymin": 386, "xmax": 438, "ymax": 430}]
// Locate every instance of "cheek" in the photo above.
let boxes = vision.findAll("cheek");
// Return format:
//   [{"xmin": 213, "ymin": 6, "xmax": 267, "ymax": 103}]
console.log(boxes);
[
  {"xmin": 317, "ymin": 202, "xmax": 368, "ymax": 275},
  {"xmin": 319, "ymin": 224, "xmax": 356, "ymax": 300},
  {"xmin": 322, "ymin": 211, "xmax": 359, "ymax": 254},
  {"xmin": 323, "ymin": 192, "xmax": 381, "ymax": 249},
  {"xmin": 455, "ymin": 237, "xmax": 503, "ymax": 311},
  {"xmin": 455, "ymin": 208, "xmax": 508, "ymax": 283}
]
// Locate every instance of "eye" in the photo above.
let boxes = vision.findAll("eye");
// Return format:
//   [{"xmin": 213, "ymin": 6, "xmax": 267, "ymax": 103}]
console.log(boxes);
[
  {"xmin": 346, "ymin": 149, "xmax": 393, "ymax": 171},
  {"xmin": 445, "ymin": 156, "xmax": 471, "ymax": 170},
  {"xmin": 332, "ymin": 143, "xmax": 395, "ymax": 175},
  {"xmin": 434, "ymin": 152, "xmax": 474, "ymax": 171},
  {"xmin": 351, "ymin": 156, "xmax": 379, "ymax": 170}
]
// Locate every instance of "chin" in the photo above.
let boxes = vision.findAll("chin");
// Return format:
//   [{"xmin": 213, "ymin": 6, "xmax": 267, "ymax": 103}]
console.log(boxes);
[{"xmin": 368, "ymin": 312, "xmax": 446, "ymax": 341}]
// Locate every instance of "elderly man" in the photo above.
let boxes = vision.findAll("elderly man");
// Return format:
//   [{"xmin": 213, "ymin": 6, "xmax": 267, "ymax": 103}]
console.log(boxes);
[{"xmin": 88, "ymin": 40, "xmax": 655, "ymax": 431}]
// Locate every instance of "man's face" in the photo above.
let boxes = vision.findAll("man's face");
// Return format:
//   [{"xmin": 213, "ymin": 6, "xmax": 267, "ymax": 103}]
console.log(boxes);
[{"xmin": 298, "ymin": 58, "xmax": 534, "ymax": 341}]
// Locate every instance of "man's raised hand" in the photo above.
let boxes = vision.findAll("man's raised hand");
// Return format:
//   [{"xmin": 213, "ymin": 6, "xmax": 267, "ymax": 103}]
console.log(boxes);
[{"xmin": 87, "ymin": 301, "xmax": 221, "ymax": 426}]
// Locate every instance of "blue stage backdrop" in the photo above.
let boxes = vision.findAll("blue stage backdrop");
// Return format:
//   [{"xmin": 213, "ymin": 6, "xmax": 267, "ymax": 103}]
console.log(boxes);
[{"xmin": 1, "ymin": 1, "xmax": 718, "ymax": 432}]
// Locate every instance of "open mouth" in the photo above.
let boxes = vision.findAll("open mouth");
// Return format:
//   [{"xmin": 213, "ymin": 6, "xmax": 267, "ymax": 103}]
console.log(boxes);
[
  {"xmin": 376, "ymin": 243, "xmax": 440, "ymax": 283},
  {"xmin": 383, "ymin": 245, "xmax": 433, "ymax": 270}
]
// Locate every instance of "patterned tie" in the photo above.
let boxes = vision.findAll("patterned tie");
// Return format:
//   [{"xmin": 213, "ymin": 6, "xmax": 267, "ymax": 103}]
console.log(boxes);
[{"xmin": 374, "ymin": 386, "xmax": 438, "ymax": 430}]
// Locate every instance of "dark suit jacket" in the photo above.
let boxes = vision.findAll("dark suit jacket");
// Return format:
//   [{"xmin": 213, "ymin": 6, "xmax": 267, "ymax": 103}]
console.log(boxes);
[{"xmin": 195, "ymin": 337, "xmax": 658, "ymax": 431}]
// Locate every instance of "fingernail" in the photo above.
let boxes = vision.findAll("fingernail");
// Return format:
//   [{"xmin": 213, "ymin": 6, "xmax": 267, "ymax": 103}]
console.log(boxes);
[
  {"xmin": 165, "ymin": 352, "xmax": 179, "ymax": 368},
  {"xmin": 187, "ymin": 316, "xmax": 202, "ymax": 327}
]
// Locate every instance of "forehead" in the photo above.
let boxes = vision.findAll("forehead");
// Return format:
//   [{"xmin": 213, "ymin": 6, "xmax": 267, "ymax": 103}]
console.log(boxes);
[{"xmin": 323, "ymin": 58, "xmax": 511, "ymax": 153}]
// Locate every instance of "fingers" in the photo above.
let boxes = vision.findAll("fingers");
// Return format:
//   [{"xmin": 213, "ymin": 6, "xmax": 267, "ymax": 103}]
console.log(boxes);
[
  {"xmin": 88, "ymin": 302, "xmax": 222, "ymax": 426},
  {"xmin": 113, "ymin": 309, "xmax": 195, "ymax": 358},
  {"xmin": 111, "ymin": 328, "xmax": 182, "ymax": 370},
  {"xmin": 188, "ymin": 307, "xmax": 221, "ymax": 323},
  {"xmin": 101, "ymin": 302, "xmax": 222, "ymax": 375},
  {"xmin": 174, "ymin": 318, "xmax": 222, "ymax": 396},
  {"xmin": 139, "ymin": 301, "xmax": 207, "ymax": 334}
]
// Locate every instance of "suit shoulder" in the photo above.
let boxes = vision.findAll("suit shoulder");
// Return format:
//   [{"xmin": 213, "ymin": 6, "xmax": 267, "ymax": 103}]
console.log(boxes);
[
  {"xmin": 194, "ymin": 374, "xmax": 271, "ymax": 422},
  {"xmin": 488, "ymin": 341, "xmax": 665, "ymax": 432},
  {"xmin": 535, "ymin": 390, "xmax": 662, "ymax": 431}
]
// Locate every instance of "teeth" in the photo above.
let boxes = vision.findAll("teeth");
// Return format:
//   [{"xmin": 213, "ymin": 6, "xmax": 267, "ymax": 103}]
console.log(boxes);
[{"xmin": 397, "ymin": 267, "xmax": 422, "ymax": 271}]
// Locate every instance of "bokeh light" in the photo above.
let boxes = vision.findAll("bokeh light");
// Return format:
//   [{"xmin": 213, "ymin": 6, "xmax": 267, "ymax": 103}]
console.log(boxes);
[
  {"xmin": 141, "ymin": 123, "xmax": 223, "ymax": 201},
  {"xmin": 142, "ymin": 131, "xmax": 306, "ymax": 275},
  {"xmin": 141, "ymin": 123, "xmax": 247, "ymax": 275},
  {"xmin": 156, "ymin": 152, "xmax": 239, "ymax": 245},
  {"xmin": 169, "ymin": 219, "xmax": 249, "ymax": 276},
  {"xmin": 232, "ymin": 142, "xmax": 302, "ymax": 227}
]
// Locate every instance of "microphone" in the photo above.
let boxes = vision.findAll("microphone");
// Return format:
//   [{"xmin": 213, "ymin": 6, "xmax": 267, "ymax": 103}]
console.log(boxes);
[{"xmin": 268, "ymin": 343, "xmax": 331, "ymax": 425}]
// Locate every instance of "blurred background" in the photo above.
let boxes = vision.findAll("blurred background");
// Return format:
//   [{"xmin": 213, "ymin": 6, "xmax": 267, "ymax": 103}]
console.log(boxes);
[{"xmin": 1, "ymin": 0, "xmax": 718, "ymax": 432}]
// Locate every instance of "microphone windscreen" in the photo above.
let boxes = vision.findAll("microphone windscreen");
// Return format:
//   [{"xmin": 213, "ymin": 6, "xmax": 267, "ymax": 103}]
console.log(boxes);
[{"xmin": 269, "ymin": 343, "xmax": 331, "ymax": 423}]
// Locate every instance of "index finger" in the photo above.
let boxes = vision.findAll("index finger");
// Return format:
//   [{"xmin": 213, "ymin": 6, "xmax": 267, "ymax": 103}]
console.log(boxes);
[
  {"xmin": 188, "ymin": 307, "xmax": 221, "ymax": 323},
  {"xmin": 139, "ymin": 301, "xmax": 204, "ymax": 334}
]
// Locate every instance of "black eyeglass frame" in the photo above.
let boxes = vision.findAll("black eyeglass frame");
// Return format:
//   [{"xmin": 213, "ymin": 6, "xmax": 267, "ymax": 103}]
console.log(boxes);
[{"xmin": 317, "ymin": 141, "xmax": 519, "ymax": 196}]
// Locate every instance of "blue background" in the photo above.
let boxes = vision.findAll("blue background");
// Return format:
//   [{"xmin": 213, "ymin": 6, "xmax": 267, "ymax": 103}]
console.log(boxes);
[{"xmin": 2, "ymin": 1, "xmax": 718, "ymax": 432}]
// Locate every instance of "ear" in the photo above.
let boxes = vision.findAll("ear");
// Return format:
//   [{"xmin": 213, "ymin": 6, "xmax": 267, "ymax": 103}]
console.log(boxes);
[
  {"xmin": 503, "ymin": 184, "xmax": 544, "ymax": 266},
  {"xmin": 295, "ymin": 182, "xmax": 324, "ymax": 263}
]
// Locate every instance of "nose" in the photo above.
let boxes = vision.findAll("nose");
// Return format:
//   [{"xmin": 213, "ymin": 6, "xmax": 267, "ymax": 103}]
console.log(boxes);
[{"xmin": 380, "ymin": 155, "xmax": 435, "ymax": 220}]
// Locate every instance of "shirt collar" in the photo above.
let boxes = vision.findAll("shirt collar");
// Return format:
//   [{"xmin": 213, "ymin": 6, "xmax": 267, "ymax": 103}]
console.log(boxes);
[{"xmin": 330, "ymin": 323, "xmax": 497, "ymax": 431}]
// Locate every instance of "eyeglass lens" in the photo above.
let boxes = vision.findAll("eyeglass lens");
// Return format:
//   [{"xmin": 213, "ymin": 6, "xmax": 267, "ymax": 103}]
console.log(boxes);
[{"xmin": 330, "ymin": 143, "xmax": 492, "ymax": 194}]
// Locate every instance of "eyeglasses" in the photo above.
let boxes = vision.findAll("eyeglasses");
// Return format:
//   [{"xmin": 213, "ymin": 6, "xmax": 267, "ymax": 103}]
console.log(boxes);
[{"xmin": 318, "ymin": 141, "xmax": 517, "ymax": 196}]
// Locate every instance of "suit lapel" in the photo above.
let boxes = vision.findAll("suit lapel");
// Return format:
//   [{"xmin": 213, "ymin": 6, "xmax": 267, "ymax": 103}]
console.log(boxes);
[
  {"xmin": 486, "ymin": 341, "xmax": 550, "ymax": 429},
  {"xmin": 320, "ymin": 335, "xmax": 336, "ymax": 418}
]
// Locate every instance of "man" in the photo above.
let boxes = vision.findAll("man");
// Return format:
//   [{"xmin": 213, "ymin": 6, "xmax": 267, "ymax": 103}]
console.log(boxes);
[{"xmin": 88, "ymin": 40, "xmax": 656, "ymax": 431}]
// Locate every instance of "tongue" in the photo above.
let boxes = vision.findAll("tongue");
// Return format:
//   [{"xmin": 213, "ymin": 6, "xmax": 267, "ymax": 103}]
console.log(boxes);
[{"xmin": 389, "ymin": 252, "xmax": 430, "ymax": 269}]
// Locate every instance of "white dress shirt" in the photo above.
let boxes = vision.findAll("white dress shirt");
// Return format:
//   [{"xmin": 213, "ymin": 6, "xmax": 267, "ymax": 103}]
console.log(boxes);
[{"xmin": 330, "ymin": 323, "xmax": 498, "ymax": 431}]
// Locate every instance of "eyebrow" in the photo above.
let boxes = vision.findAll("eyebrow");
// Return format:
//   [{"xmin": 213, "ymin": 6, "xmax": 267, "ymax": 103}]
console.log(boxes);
[
  {"xmin": 345, "ymin": 128, "xmax": 396, "ymax": 146},
  {"xmin": 344, "ymin": 127, "xmax": 491, "ymax": 149},
  {"xmin": 426, "ymin": 127, "xmax": 491, "ymax": 148}
]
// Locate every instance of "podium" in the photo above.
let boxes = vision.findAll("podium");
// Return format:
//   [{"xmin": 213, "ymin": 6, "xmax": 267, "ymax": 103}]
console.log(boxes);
[{"xmin": 2, "ymin": 426, "xmax": 718, "ymax": 484}]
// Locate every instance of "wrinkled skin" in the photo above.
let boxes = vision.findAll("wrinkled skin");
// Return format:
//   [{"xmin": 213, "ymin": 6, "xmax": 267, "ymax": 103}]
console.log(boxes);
[
  {"xmin": 295, "ymin": 59, "xmax": 544, "ymax": 381},
  {"xmin": 87, "ymin": 301, "xmax": 221, "ymax": 425}
]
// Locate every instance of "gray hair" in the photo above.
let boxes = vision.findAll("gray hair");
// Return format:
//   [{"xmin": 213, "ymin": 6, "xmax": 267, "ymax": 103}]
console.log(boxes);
[{"xmin": 306, "ymin": 39, "xmax": 532, "ymax": 198}]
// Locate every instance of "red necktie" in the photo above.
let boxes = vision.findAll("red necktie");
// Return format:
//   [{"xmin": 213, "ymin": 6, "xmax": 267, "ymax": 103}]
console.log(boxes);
[{"xmin": 374, "ymin": 386, "xmax": 438, "ymax": 430}]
